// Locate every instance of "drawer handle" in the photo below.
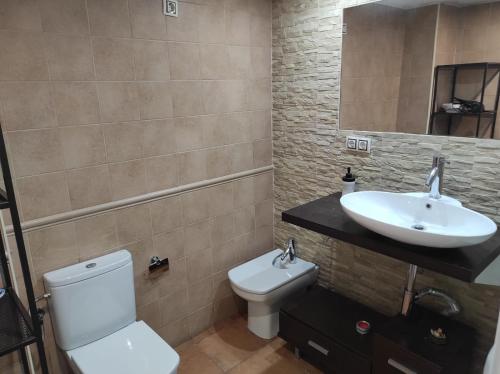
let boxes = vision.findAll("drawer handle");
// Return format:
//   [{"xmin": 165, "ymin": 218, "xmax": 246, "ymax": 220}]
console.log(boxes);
[
  {"xmin": 388, "ymin": 358, "xmax": 417, "ymax": 374},
  {"xmin": 307, "ymin": 340, "xmax": 329, "ymax": 356}
]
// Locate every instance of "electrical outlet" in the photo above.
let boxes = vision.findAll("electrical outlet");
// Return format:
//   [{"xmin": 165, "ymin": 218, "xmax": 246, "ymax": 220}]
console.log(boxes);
[
  {"xmin": 163, "ymin": 0, "xmax": 179, "ymax": 17},
  {"xmin": 346, "ymin": 135, "xmax": 371, "ymax": 153}
]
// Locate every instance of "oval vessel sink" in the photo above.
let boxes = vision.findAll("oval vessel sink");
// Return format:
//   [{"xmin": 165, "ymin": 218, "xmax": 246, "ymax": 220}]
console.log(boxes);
[{"xmin": 340, "ymin": 191, "xmax": 497, "ymax": 248}]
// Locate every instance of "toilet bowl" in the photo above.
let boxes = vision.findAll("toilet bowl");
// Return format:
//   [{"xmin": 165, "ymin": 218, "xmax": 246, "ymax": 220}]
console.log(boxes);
[
  {"xmin": 228, "ymin": 249, "xmax": 318, "ymax": 339},
  {"xmin": 44, "ymin": 250, "xmax": 180, "ymax": 374}
]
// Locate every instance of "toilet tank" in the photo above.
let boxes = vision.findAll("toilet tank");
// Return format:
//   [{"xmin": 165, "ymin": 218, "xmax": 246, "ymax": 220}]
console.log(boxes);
[{"xmin": 43, "ymin": 250, "xmax": 136, "ymax": 351}]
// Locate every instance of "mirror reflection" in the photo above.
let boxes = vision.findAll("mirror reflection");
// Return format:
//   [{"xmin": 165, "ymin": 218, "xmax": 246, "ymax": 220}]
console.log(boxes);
[{"xmin": 340, "ymin": 0, "xmax": 500, "ymax": 139}]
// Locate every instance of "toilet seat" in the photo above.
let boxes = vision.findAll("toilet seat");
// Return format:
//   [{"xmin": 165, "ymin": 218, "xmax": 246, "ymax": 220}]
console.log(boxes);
[
  {"xmin": 66, "ymin": 321, "xmax": 179, "ymax": 374},
  {"xmin": 228, "ymin": 249, "xmax": 316, "ymax": 295}
]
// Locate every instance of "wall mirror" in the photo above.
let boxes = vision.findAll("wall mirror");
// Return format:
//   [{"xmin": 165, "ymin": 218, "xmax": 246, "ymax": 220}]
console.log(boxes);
[{"xmin": 340, "ymin": 0, "xmax": 500, "ymax": 139}]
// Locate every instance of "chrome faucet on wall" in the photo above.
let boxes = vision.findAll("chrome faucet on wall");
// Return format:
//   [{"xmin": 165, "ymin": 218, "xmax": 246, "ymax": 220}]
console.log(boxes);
[{"xmin": 425, "ymin": 154, "xmax": 447, "ymax": 199}]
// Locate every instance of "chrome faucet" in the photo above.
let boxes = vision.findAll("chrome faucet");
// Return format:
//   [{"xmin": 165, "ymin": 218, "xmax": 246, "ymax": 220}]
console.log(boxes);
[
  {"xmin": 281, "ymin": 238, "xmax": 297, "ymax": 263},
  {"xmin": 425, "ymin": 155, "xmax": 446, "ymax": 199},
  {"xmin": 414, "ymin": 287, "xmax": 461, "ymax": 316}
]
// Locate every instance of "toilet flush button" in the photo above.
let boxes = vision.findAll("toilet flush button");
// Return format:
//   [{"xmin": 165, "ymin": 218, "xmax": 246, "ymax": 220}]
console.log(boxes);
[
  {"xmin": 86, "ymin": 263, "xmax": 97, "ymax": 269},
  {"xmin": 356, "ymin": 320, "xmax": 371, "ymax": 335}
]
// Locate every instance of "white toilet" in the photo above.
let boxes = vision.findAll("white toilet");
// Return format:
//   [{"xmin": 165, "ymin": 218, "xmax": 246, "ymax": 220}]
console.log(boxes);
[
  {"xmin": 228, "ymin": 248, "xmax": 318, "ymax": 339},
  {"xmin": 43, "ymin": 250, "xmax": 180, "ymax": 374}
]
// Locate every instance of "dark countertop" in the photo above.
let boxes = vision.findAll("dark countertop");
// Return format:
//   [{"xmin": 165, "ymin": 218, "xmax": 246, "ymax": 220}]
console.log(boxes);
[{"xmin": 282, "ymin": 192, "xmax": 500, "ymax": 282}]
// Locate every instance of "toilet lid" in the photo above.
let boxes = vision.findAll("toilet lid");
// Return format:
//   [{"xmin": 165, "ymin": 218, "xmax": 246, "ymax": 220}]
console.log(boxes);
[{"xmin": 66, "ymin": 321, "xmax": 180, "ymax": 374}]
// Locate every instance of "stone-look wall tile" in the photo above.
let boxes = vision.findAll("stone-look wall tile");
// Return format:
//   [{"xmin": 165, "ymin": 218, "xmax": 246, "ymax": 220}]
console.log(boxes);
[
  {"xmin": 60, "ymin": 125, "xmax": 107, "ymax": 169},
  {"xmin": 129, "ymin": 0, "xmax": 168, "ymax": 40},
  {"xmin": 44, "ymin": 34, "xmax": 94, "ymax": 81},
  {"xmin": 0, "ymin": 82, "xmax": 56, "ymax": 131},
  {"xmin": 166, "ymin": 2, "xmax": 200, "ymax": 42},
  {"xmin": 92, "ymin": 37, "xmax": 136, "ymax": 81},
  {"xmin": 134, "ymin": 40, "xmax": 171, "ymax": 81},
  {"xmin": 17, "ymin": 172, "xmax": 71, "ymax": 220},
  {"xmin": 66, "ymin": 165, "xmax": 112, "ymax": 209},
  {"xmin": 145, "ymin": 155, "xmax": 179, "ymax": 192},
  {"xmin": 109, "ymin": 160, "xmax": 147, "ymax": 200},
  {"xmin": 8, "ymin": 129, "xmax": 64, "ymax": 177},
  {"xmin": 51, "ymin": 82, "xmax": 100, "ymax": 126},
  {"xmin": 97, "ymin": 82, "xmax": 140, "ymax": 123},
  {"xmin": 0, "ymin": 0, "xmax": 43, "ymax": 32},
  {"xmin": 0, "ymin": 31, "xmax": 48, "ymax": 80},
  {"xmin": 87, "ymin": 0, "xmax": 131, "ymax": 37},
  {"xmin": 38, "ymin": 0, "xmax": 89, "ymax": 35}
]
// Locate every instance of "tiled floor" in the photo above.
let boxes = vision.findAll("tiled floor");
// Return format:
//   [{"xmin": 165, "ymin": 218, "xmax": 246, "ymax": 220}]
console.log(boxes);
[{"xmin": 176, "ymin": 315, "xmax": 322, "ymax": 373}]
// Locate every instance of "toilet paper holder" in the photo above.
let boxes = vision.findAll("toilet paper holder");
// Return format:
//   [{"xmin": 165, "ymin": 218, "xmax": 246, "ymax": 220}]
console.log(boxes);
[{"xmin": 149, "ymin": 256, "xmax": 169, "ymax": 274}]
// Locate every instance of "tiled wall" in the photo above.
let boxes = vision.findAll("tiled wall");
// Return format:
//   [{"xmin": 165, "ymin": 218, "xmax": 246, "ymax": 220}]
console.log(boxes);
[
  {"xmin": 0, "ymin": 0, "xmax": 272, "ymax": 373},
  {"xmin": 273, "ymin": 0, "xmax": 500, "ymax": 372}
]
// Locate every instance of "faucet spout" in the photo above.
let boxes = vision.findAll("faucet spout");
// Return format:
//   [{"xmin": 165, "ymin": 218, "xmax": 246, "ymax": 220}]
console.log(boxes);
[
  {"xmin": 414, "ymin": 287, "xmax": 461, "ymax": 316},
  {"xmin": 280, "ymin": 238, "xmax": 297, "ymax": 263},
  {"xmin": 425, "ymin": 155, "xmax": 446, "ymax": 199}
]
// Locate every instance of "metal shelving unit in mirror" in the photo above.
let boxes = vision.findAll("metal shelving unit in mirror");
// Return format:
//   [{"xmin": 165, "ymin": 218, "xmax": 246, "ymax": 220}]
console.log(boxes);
[{"xmin": 429, "ymin": 62, "xmax": 500, "ymax": 139}]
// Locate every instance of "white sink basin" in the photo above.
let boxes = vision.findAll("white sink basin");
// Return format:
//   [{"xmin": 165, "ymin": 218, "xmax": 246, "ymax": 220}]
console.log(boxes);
[{"xmin": 340, "ymin": 191, "xmax": 497, "ymax": 248}]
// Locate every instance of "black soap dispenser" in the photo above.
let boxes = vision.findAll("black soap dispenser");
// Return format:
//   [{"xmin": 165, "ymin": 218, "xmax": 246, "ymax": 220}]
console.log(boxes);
[{"xmin": 342, "ymin": 167, "xmax": 356, "ymax": 196}]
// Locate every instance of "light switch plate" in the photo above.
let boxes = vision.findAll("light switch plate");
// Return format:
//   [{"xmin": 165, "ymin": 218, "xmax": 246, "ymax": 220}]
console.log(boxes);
[
  {"xmin": 346, "ymin": 135, "xmax": 371, "ymax": 153},
  {"xmin": 163, "ymin": 0, "xmax": 179, "ymax": 17}
]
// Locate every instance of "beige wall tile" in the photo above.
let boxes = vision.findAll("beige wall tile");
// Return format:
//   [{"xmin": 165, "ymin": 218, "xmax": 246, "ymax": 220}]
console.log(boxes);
[
  {"xmin": 175, "ymin": 116, "xmax": 204, "ymax": 152},
  {"xmin": 0, "ymin": 82, "xmax": 56, "ymax": 131},
  {"xmin": 184, "ymin": 219, "xmax": 211, "ymax": 255},
  {"xmin": 8, "ymin": 129, "xmax": 64, "ymax": 177},
  {"xmin": 227, "ymin": 45, "xmax": 251, "ymax": 79},
  {"xmin": 247, "ymin": 79, "xmax": 271, "ymax": 110},
  {"xmin": 145, "ymin": 155, "xmax": 179, "ymax": 192},
  {"xmin": 234, "ymin": 205, "xmax": 255, "ymax": 237},
  {"xmin": 249, "ymin": 110, "xmax": 271, "ymax": 140},
  {"xmin": 254, "ymin": 199, "xmax": 273, "ymax": 228},
  {"xmin": 187, "ymin": 277, "xmax": 213, "ymax": 310},
  {"xmin": 18, "ymin": 172, "xmax": 71, "ymax": 220},
  {"xmin": 253, "ymin": 138, "xmax": 272, "ymax": 167},
  {"xmin": 200, "ymin": 44, "xmax": 229, "ymax": 80},
  {"xmin": 51, "ymin": 82, "xmax": 100, "ymax": 126},
  {"xmin": 66, "ymin": 165, "xmax": 112, "ymax": 209},
  {"xmin": 250, "ymin": 47, "xmax": 271, "ymax": 78},
  {"xmin": 129, "ymin": 0, "xmax": 168, "ymax": 39},
  {"xmin": 115, "ymin": 204, "xmax": 152, "ymax": 244},
  {"xmin": 103, "ymin": 122, "xmax": 144, "ymax": 163},
  {"xmin": 210, "ymin": 213, "xmax": 235, "ymax": 246},
  {"xmin": 153, "ymin": 228, "xmax": 185, "ymax": 260},
  {"xmin": 202, "ymin": 115, "xmax": 231, "ymax": 147},
  {"xmin": 44, "ymin": 34, "xmax": 94, "ymax": 81},
  {"xmin": 134, "ymin": 40, "xmax": 170, "ymax": 81},
  {"xmin": 202, "ymin": 80, "xmax": 247, "ymax": 114},
  {"xmin": 93, "ymin": 37, "xmax": 135, "ymax": 81},
  {"xmin": 230, "ymin": 142, "xmax": 253, "ymax": 174},
  {"xmin": 28, "ymin": 223, "xmax": 78, "ymax": 276},
  {"xmin": 137, "ymin": 301, "xmax": 162, "ymax": 331},
  {"xmin": 169, "ymin": 43, "xmax": 201, "ymax": 80},
  {"xmin": 254, "ymin": 224, "xmax": 272, "ymax": 254},
  {"xmin": 253, "ymin": 172, "xmax": 272, "ymax": 203},
  {"xmin": 198, "ymin": 5, "xmax": 225, "ymax": 44},
  {"xmin": 171, "ymin": 81, "xmax": 205, "ymax": 117},
  {"xmin": 0, "ymin": 31, "xmax": 48, "ymax": 80},
  {"xmin": 143, "ymin": 119, "xmax": 177, "ymax": 156},
  {"xmin": 178, "ymin": 150, "xmax": 208, "ymax": 184},
  {"xmin": 233, "ymin": 177, "xmax": 254, "ymax": 208},
  {"xmin": 97, "ymin": 82, "xmax": 140, "ymax": 123},
  {"xmin": 208, "ymin": 183, "xmax": 234, "ymax": 217},
  {"xmin": 109, "ymin": 160, "xmax": 147, "ymax": 200},
  {"xmin": 187, "ymin": 247, "xmax": 213, "ymax": 284},
  {"xmin": 39, "ymin": 0, "xmax": 89, "ymax": 35},
  {"xmin": 75, "ymin": 212, "xmax": 118, "ymax": 258},
  {"xmin": 160, "ymin": 288, "xmax": 189, "ymax": 325},
  {"xmin": 224, "ymin": 112, "xmax": 252, "ymax": 144},
  {"xmin": 87, "ymin": 0, "xmax": 131, "ymax": 37},
  {"xmin": 182, "ymin": 189, "xmax": 210, "ymax": 225},
  {"xmin": 212, "ymin": 239, "xmax": 237, "ymax": 272},
  {"xmin": 166, "ymin": 2, "xmax": 199, "ymax": 42},
  {"xmin": 0, "ymin": 0, "xmax": 42, "ymax": 32},
  {"xmin": 225, "ymin": 3, "xmax": 250, "ymax": 46},
  {"xmin": 60, "ymin": 125, "xmax": 107, "ymax": 169},
  {"xmin": 149, "ymin": 196, "xmax": 183, "ymax": 234},
  {"xmin": 158, "ymin": 318, "xmax": 190, "ymax": 347},
  {"xmin": 138, "ymin": 83, "xmax": 174, "ymax": 119},
  {"xmin": 206, "ymin": 147, "xmax": 231, "ymax": 179}
]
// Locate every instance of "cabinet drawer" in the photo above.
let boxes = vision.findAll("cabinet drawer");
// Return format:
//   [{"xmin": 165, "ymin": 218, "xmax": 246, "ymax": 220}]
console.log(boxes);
[
  {"xmin": 373, "ymin": 334, "xmax": 442, "ymax": 374},
  {"xmin": 280, "ymin": 312, "xmax": 371, "ymax": 374}
]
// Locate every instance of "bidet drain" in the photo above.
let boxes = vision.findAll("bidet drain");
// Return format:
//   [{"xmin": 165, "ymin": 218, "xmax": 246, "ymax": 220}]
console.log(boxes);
[{"xmin": 412, "ymin": 224, "xmax": 425, "ymax": 231}]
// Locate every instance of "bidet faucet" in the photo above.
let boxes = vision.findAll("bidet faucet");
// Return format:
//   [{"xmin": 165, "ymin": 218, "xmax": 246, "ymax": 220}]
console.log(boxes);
[
  {"xmin": 280, "ymin": 238, "xmax": 297, "ymax": 263},
  {"xmin": 425, "ymin": 155, "xmax": 446, "ymax": 200},
  {"xmin": 414, "ymin": 287, "xmax": 461, "ymax": 316}
]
